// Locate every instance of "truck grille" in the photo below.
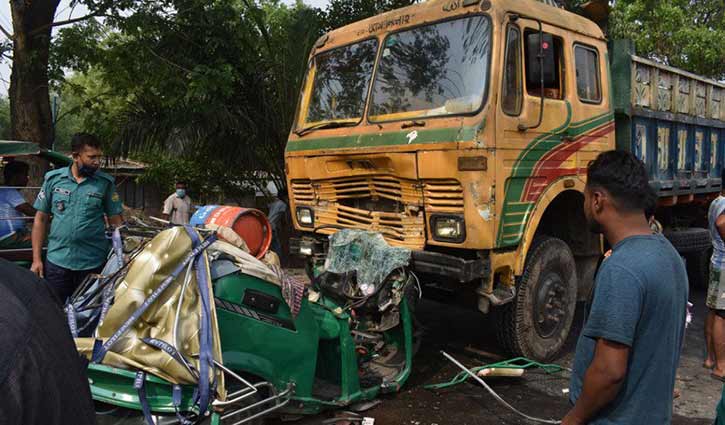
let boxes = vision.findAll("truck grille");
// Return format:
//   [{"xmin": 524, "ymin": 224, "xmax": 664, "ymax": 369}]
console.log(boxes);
[
  {"xmin": 291, "ymin": 177, "xmax": 465, "ymax": 249},
  {"xmin": 291, "ymin": 180, "xmax": 314, "ymax": 203},
  {"xmin": 423, "ymin": 179, "xmax": 465, "ymax": 214},
  {"xmin": 319, "ymin": 176, "xmax": 422, "ymax": 205}
]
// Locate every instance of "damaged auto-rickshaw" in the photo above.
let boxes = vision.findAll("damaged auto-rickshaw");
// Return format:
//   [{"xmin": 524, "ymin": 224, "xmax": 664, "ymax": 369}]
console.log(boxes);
[{"xmin": 67, "ymin": 207, "xmax": 417, "ymax": 424}]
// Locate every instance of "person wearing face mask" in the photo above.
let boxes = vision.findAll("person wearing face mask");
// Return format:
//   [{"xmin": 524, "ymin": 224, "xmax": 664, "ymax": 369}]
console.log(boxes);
[
  {"xmin": 30, "ymin": 133, "xmax": 124, "ymax": 305},
  {"xmin": 162, "ymin": 180, "xmax": 192, "ymax": 225}
]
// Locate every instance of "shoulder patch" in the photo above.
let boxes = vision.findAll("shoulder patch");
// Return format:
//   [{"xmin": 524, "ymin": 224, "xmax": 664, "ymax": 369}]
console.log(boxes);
[{"xmin": 112, "ymin": 192, "xmax": 120, "ymax": 202}]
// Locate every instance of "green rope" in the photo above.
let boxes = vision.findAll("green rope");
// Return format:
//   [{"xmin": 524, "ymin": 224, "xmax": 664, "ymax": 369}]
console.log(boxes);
[{"xmin": 424, "ymin": 356, "xmax": 567, "ymax": 390}]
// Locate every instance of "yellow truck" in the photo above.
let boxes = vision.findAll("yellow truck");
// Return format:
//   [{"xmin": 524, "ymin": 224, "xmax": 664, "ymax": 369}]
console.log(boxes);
[{"xmin": 285, "ymin": 0, "xmax": 725, "ymax": 361}]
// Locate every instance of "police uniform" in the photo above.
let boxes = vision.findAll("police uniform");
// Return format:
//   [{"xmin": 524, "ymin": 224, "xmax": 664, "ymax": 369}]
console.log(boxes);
[{"xmin": 33, "ymin": 166, "xmax": 123, "ymax": 303}]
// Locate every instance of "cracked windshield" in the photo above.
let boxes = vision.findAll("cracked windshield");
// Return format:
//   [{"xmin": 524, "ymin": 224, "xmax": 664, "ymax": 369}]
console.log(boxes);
[
  {"xmin": 301, "ymin": 39, "xmax": 378, "ymax": 126},
  {"xmin": 370, "ymin": 15, "xmax": 492, "ymax": 121}
]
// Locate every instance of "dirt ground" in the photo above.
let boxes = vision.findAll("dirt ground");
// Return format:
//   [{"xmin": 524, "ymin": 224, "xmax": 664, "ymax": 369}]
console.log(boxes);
[{"xmin": 270, "ymin": 285, "xmax": 722, "ymax": 425}]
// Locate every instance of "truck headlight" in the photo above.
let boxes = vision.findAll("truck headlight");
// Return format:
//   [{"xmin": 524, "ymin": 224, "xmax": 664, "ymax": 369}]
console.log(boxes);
[
  {"xmin": 431, "ymin": 215, "xmax": 466, "ymax": 243},
  {"xmin": 296, "ymin": 207, "xmax": 314, "ymax": 227}
]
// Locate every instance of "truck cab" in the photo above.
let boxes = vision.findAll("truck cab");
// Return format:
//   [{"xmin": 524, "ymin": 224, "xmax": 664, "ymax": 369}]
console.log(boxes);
[{"xmin": 285, "ymin": 0, "xmax": 723, "ymax": 361}]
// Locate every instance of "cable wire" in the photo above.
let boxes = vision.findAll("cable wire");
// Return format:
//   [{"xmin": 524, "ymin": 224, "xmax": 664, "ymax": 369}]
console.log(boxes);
[{"xmin": 441, "ymin": 351, "xmax": 562, "ymax": 425}]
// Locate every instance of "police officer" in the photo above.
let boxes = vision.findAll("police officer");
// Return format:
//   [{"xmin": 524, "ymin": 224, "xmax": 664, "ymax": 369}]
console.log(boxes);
[{"xmin": 30, "ymin": 133, "xmax": 123, "ymax": 304}]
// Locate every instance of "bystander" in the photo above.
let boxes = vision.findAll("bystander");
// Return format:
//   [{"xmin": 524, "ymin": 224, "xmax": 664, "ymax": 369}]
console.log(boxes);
[
  {"xmin": 268, "ymin": 191, "xmax": 288, "ymax": 261},
  {"xmin": 0, "ymin": 161, "xmax": 35, "ymax": 242},
  {"xmin": 563, "ymin": 150, "xmax": 688, "ymax": 425},
  {"xmin": 162, "ymin": 180, "xmax": 192, "ymax": 225},
  {"xmin": 705, "ymin": 169, "xmax": 725, "ymax": 380}
]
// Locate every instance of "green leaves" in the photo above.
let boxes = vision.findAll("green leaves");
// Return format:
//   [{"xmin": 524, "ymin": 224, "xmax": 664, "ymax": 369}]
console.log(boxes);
[
  {"xmin": 609, "ymin": 0, "xmax": 725, "ymax": 80},
  {"xmin": 47, "ymin": 0, "xmax": 419, "ymax": 198}
]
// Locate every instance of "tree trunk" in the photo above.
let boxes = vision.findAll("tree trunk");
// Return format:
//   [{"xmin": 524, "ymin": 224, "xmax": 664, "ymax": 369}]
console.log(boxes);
[
  {"xmin": 9, "ymin": 0, "xmax": 61, "ymax": 183},
  {"xmin": 9, "ymin": 0, "xmax": 60, "ymax": 148}
]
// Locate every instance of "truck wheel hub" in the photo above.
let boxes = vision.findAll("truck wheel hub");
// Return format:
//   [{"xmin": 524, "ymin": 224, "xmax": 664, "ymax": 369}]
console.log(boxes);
[{"xmin": 534, "ymin": 272, "xmax": 566, "ymax": 338}]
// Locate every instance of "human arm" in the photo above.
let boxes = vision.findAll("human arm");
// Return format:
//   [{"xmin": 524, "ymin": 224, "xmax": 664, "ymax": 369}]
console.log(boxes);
[
  {"xmin": 562, "ymin": 339, "xmax": 630, "ymax": 425},
  {"xmin": 30, "ymin": 211, "xmax": 49, "ymax": 277},
  {"xmin": 103, "ymin": 180, "xmax": 124, "ymax": 228},
  {"xmin": 15, "ymin": 203, "xmax": 36, "ymax": 217},
  {"xmin": 564, "ymin": 264, "xmax": 643, "ymax": 424},
  {"xmin": 161, "ymin": 195, "xmax": 174, "ymax": 221},
  {"xmin": 108, "ymin": 214, "xmax": 123, "ymax": 228},
  {"xmin": 30, "ymin": 180, "xmax": 53, "ymax": 277},
  {"xmin": 716, "ymin": 214, "xmax": 725, "ymax": 241},
  {"xmin": 6, "ymin": 189, "xmax": 35, "ymax": 218}
]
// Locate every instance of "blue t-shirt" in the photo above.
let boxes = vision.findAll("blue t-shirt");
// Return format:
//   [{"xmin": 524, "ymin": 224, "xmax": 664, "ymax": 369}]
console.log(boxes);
[
  {"xmin": 569, "ymin": 234, "xmax": 688, "ymax": 424},
  {"xmin": 0, "ymin": 188, "xmax": 29, "ymax": 238}
]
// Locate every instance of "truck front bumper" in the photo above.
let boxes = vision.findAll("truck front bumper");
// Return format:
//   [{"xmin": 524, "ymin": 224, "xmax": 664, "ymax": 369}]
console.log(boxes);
[{"xmin": 290, "ymin": 236, "xmax": 489, "ymax": 283}]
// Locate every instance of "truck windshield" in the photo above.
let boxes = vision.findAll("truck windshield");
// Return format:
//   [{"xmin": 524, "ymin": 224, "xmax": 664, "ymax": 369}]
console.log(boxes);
[
  {"xmin": 369, "ymin": 15, "xmax": 492, "ymax": 122},
  {"xmin": 301, "ymin": 39, "xmax": 378, "ymax": 127}
]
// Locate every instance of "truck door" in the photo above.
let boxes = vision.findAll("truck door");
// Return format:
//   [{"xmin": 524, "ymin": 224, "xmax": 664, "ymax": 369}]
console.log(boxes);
[
  {"xmin": 571, "ymin": 41, "xmax": 615, "ymax": 176},
  {"xmin": 495, "ymin": 18, "xmax": 572, "ymax": 248}
]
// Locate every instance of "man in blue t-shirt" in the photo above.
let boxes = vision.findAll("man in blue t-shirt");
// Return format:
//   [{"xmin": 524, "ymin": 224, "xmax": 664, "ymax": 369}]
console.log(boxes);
[
  {"xmin": 0, "ymin": 161, "xmax": 35, "ymax": 239},
  {"xmin": 563, "ymin": 151, "xmax": 688, "ymax": 425}
]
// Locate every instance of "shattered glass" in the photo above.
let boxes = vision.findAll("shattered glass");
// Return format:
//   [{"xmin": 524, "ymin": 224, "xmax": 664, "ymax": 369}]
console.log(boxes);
[{"xmin": 324, "ymin": 229, "xmax": 411, "ymax": 288}]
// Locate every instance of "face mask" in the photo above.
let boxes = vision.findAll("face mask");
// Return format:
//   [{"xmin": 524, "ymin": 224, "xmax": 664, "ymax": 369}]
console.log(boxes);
[
  {"xmin": 176, "ymin": 189, "xmax": 186, "ymax": 198},
  {"xmin": 78, "ymin": 162, "xmax": 98, "ymax": 177}
]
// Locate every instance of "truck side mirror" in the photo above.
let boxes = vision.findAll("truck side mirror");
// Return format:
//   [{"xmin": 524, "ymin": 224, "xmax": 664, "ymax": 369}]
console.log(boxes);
[{"xmin": 525, "ymin": 33, "xmax": 556, "ymax": 89}]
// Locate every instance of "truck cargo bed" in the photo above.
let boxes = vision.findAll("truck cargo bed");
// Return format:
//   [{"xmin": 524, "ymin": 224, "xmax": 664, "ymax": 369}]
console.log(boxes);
[{"xmin": 611, "ymin": 39, "xmax": 725, "ymax": 199}]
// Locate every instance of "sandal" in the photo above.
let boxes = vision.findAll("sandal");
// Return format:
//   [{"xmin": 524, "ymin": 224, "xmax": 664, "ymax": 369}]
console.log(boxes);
[{"xmin": 710, "ymin": 373, "xmax": 725, "ymax": 382}]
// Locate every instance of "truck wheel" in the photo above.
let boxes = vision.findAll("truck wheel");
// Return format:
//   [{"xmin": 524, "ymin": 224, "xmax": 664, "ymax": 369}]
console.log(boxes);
[
  {"xmin": 664, "ymin": 228, "xmax": 711, "ymax": 254},
  {"xmin": 495, "ymin": 236, "xmax": 577, "ymax": 362},
  {"xmin": 685, "ymin": 247, "xmax": 712, "ymax": 289}
]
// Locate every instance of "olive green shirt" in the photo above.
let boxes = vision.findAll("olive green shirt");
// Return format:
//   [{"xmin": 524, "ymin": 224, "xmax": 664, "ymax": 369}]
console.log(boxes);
[{"xmin": 33, "ymin": 166, "xmax": 123, "ymax": 270}]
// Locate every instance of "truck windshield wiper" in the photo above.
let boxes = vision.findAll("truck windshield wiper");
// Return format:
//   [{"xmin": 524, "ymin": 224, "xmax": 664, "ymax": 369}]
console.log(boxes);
[{"xmin": 294, "ymin": 121, "xmax": 358, "ymax": 137}]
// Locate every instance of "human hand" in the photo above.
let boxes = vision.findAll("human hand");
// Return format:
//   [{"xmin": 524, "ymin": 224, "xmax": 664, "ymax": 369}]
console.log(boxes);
[
  {"xmin": 561, "ymin": 413, "xmax": 584, "ymax": 425},
  {"xmin": 30, "ymin": 260, "xmax": 44, "ymax": 278}
]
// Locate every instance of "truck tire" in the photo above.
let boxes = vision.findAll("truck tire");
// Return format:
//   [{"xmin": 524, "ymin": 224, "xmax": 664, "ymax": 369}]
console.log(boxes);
[
  {"xmin": 494, "ymin": 236, "xmax": 577, "ymax": 362},
  {"xmin": 664, "ymin": 228, "xmax": 711, "ymax": 254},
  {"xmin": 685, "ymin": 247, "xmax": 711, "ymax": 289}
]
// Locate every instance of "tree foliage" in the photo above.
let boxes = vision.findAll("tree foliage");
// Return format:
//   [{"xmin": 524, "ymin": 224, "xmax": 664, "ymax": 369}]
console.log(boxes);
[
  {"xmin": 52, "ymin": 0, "xmax": 323, "ymax": 193},
  {"xmin": 50, "ymin": 0, "xmax": 413, "ymax": 197},
  {"xmin": 608, "ymin": 0, "xmax": 725, "ymax": 79},
  {"xmin": 322, "ymin": 0, "xmax": 415, "ymax": 31},
  {"xmin": 0, "ymin": 97, "xmax": 10, "ymax": 139}
]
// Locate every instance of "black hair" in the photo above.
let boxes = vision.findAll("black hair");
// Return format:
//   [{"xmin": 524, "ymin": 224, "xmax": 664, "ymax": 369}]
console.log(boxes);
[
  {"xmin": 644, "ymin": 191, "xmax": 657, "ymax": 219},
  {"xmin": 3, "ymin": 161, "xmax": 29, "ymax": 183},
  {"xmin": 587, "ymin": 150, "xmax": 655, "ymax": 213},
  {"xmin": 71, "ymin": 133, "xmax": 102, "ymax": 154},
  {"xmin": 175, "ymin": 181, "xmax": 187, "ymax": 187}
]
